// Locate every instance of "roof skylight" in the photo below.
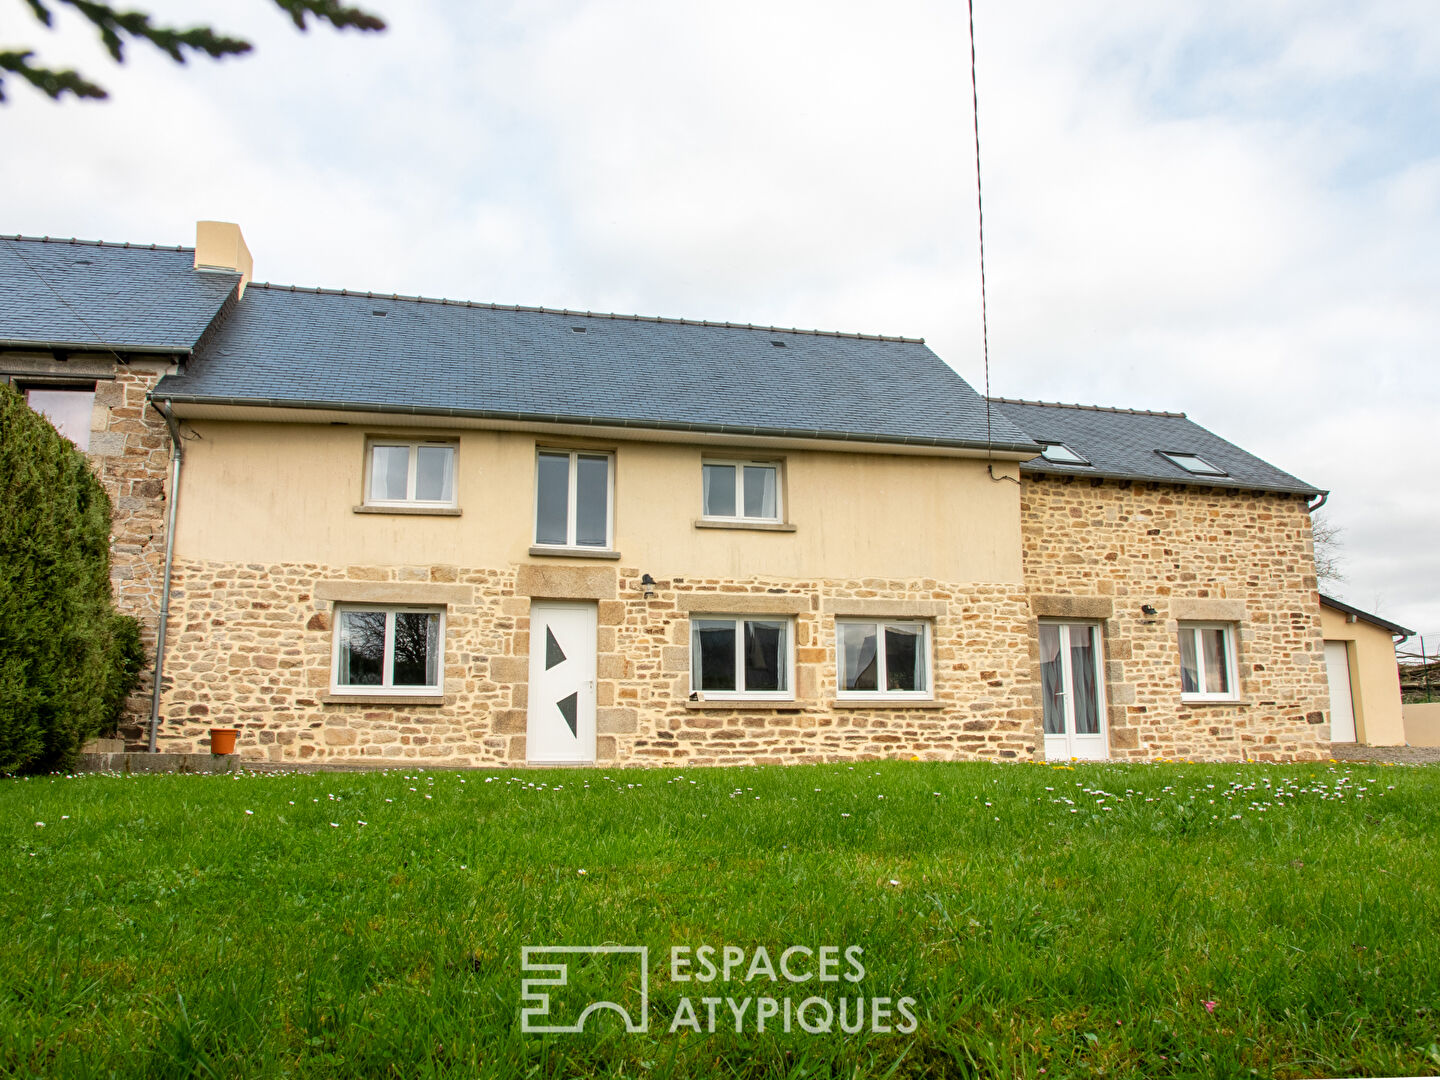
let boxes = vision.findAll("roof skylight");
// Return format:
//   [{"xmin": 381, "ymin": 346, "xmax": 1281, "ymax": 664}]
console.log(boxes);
[
  {"xmin": 1039, "ymin": 442, "xmax": 1089, "ymax": 465},
  {"xmin": 1159, "ymin": 451, "xmax": 1227, "ymax": 476}
]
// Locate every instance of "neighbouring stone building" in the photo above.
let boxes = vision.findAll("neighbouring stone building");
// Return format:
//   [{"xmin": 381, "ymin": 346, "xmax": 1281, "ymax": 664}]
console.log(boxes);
[{"xmin": 2, "ymin": 223, "xmax": 1339, "ymax": 766}]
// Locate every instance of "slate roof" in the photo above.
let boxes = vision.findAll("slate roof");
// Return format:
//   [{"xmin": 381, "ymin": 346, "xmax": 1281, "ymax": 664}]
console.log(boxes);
[
  {"xmin": 153, "ymin": 283, "xmax": 1040, "ymax": 451},
  {"xmin": 0, "ymin": 236, "xmax": 239, "ymax": 353},
  {"xmin": 990, "ymin": 397, "xmax": 1323, "ymax": 497}
]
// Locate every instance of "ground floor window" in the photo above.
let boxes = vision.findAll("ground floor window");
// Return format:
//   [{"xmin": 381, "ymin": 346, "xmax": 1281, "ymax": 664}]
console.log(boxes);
[
  {"xmin": 331, "ymin": 605, "xmax": 444, "ymax": 695},
  {"xmin": 1177, "ymin": 622, "xmax": 1238, "ymax": 701},
  {"xmin": 836, "ymin": 620, "xmax": 930, "ymax": 697},
  {"xmin": 690, "ymin": 616, "xmax": 792, "ymax": 699}
]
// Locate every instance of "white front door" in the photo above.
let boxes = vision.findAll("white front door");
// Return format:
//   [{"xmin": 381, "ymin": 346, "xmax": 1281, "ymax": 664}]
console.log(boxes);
[
  {"xmin": 1040, "ymin": 622, "xmax": 1109, "ymax": 760},
  {"xmin": 527, "ymin": 602, "xmax": 598, "ymax": 764},
  {"xmin": 1324, "ymin": 640, "xmax": 1358, "ymax": 743}
]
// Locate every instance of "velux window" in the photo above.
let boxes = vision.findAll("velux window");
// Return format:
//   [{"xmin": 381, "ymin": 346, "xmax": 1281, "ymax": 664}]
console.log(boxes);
[
  {"xmin": 702, "ymin": 460, "xmax": 781, "ymax": 522},
  {"xmin": 367, "ymin": 440, "xmax": 456, "ymax": 505},
  {"xmin": 1038, "ymin": 442, "xmax": 1088, "ymax": 465},
  {"xmin": 332, "ymin": 605, "xmax": 444, "ymax": 695},
  {"xmin": 691, "ymin": 617, "xmax": 793, "ymax": 699},
  {"xmin": 1178, "ymin": 622, "xmax": 1238, "ymax": 701},
  {"xmin": 1159, "ymin": 451, "xmax": 1226, "ymax": 477},
  {"xmin": 535, "ymin": 450, "xmax": 613, "ymax": 548},
  {"xmin": 837, "ymin": 621, "xmax": 930, "ymax": 697}
]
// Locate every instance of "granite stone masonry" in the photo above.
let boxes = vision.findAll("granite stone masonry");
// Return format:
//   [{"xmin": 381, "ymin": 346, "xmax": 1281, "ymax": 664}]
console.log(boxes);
[
  {"xmin": 152, "ymin": 560, "xmax": 1040, "ymax": 766},
  {"xmin": 87, "ymin": 363, "xmax": 176, "ymax": 741},
  {"xmin": 1019, "ymin": 475, "xmax": 1331, "ymax": 762}
]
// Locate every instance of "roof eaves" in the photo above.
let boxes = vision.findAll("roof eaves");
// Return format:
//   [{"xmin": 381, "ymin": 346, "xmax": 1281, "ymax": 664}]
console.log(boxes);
[
  {"xmin": 0, "ymin": 337, "xmax": 193, "ymax": 355},
  {"xmin": 151, "ymin": 391, "xmax": 1041, "ymax": 453},
  {"xmin": 1319, "ymin": 594, "xmax": 1415, "ymax": 638},
  {"xmin": 1017, "ymin": 460, "xmax": 1325, "ymax": 498}
]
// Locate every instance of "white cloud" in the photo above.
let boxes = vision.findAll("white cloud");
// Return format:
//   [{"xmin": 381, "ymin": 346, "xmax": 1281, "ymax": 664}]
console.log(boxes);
[{"xmin": 3, "ymin": 0, "xmax": 1437, "ymax": 633}]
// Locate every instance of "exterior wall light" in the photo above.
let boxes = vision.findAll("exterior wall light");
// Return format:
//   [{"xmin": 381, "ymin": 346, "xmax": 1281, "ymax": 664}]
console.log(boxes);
[
  {"xmin": 1141, "ymin": 604, "xmax": 1158, "ymax": 616},
  {"xmin": 640, "ymin": 573, "xmax": 656, "ymax": 600}
]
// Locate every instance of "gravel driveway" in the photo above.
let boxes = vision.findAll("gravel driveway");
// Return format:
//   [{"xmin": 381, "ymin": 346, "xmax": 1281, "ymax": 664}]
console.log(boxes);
[{"xmin": 1330, "ymin": 743, "xmax": 1440, "ymax": 764}]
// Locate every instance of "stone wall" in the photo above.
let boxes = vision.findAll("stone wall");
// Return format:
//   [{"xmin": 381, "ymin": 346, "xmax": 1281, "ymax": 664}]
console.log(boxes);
[
  {"xmin": 154, "ymin": 559, "xmax": 1039, "ymax": 766},
  {"xmin": 88, "ymin": 364, "xmax": 176, "ymax": 740},
  {"xmin": 1018, "ymin": 475, "xmax": 1330, "ymax": 761}
]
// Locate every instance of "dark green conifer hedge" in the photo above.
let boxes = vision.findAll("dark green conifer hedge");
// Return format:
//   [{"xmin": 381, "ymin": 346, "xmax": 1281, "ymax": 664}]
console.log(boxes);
[{"xmin": 0, "ymin": 383, "xmax": 144, "ymax": 773}]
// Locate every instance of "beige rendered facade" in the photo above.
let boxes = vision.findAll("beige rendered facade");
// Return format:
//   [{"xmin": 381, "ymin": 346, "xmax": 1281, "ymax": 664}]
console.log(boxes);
[
  {"xmin": 153, "ymin": 420, "xmax": 1041, "ymax": 764},
  {"xmin": 1319, "ymin": 599, "xmax": 1410, "ymax": 746}
]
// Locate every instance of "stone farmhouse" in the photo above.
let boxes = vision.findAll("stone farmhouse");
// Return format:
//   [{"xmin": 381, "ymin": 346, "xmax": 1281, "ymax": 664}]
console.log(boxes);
[{"xmin": 1, "ymin": 223, "xmax": 1344, "ymax": 766}]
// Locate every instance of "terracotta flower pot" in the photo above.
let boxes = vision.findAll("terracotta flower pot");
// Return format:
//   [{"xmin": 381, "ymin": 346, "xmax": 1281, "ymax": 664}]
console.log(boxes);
[{"xmin": 209, "ymin": 728, "xmax": 240, "ymax": 755}]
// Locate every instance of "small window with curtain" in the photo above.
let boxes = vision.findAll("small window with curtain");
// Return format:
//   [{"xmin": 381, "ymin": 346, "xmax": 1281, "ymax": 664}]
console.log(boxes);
[
  {"xmin": 1177, "ymin": 622, "xmax": 1239, "ymax": 701},
  {"xmin": 331, "ymin": 605, "xmax": 444, "ymax": 696},
  {"xmin": 365, "ymin": 439, "xmax": 457, "ymax": 507},
  {"xmin": 535, "ymin": 449, "xmax": 614, "ymax": 549},
  {"xmin": 836, "ymin": 620, "xmax": 931, "ymax": 698},
  {"xmin": 690, "ymin": 616, "xmax": 793, "ymax": 699},
  {"xmin": 701, "ymin": 459, "xmax": 782, "ymax": 523},
  {"xmin": 22, "ymin": 383, "xmax": 96, "ymax": 451}
]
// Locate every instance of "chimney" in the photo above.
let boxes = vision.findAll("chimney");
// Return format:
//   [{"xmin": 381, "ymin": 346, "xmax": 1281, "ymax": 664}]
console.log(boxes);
[{"xmin": 194, "ymin": 221, "xmax": 253, "ymax": 298}]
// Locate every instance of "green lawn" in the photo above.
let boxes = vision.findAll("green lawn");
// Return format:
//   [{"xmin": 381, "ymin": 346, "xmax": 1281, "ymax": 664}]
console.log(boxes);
[{"xmin": 2, "ymin": 759, "xmax": 1437, "ymax": 1078}]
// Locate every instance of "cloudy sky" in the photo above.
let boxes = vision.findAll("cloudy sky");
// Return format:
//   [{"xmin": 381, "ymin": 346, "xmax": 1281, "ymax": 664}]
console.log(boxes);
[{"xmin": 5, "ymin": 0, "xmax": 1437, "ymax": 643}]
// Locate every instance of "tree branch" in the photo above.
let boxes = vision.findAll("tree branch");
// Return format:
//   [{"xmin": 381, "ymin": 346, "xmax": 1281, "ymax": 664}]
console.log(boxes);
[
  {"xmin": 0, "ymin": 48, "xmax": 107, "ymax": 101},
  {"xmin": 5, "ymin": 0, "xmax": 385, "ymax": 103}
]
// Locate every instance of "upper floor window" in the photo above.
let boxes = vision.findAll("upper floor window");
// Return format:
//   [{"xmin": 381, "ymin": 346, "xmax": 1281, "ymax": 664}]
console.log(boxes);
[
  {"xmin": 331, "ymin": 604, "xmax": 444, "ymax": 696},
  {"xmin": 536, "ymin": 449, "xmax": 613, "ymax": 549},
  {"xmin": 691, "ymin": 616, "xmax": 793, "ymax": 699},
  {"xmin": 367, "ymin": 439, "xmax": 456, "ymax": 506},
  {"xmin": 702, "ymin": 459, "xmax": 781, "ymax": 522},
  {"xmin": 1159, "ymin": 451, "xmax": 1226, "ymax": 477},
  {"xmin": 1178, "ymin": 622, "xmax": 1239, "ymax": 701},
  {"xmin": 23, "ymin": 384, "xmax": 95, "ymax": 451},
  {"xmin": 837, "ymin": 620, "xmax": 931, "ymax": 698},
  {"xmin": 1038, "ymin": 442, "xmax": 1088, "ymax": 465}
]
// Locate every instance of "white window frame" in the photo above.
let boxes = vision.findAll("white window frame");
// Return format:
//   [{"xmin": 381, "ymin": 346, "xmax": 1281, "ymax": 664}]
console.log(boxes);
[
  {"xmin": 1177, "ymin": 621, "xmax": 1240, "ymax": 702},
  {"xmin": 835, "ymin": 619, "xmax": 933, "ymax": 700},
  {"xmin": 1038, "ymin": 442, "xmax": 1089, "ymax": 466},
  {"xmin": 329, "ymin": 604, "xmax": 446, "ymax": 697},
  {"xmin": 689, "ymin": 615, "xmax": 795, "ymax": 701},
  {"xmin": 700, "ymin": 458, "xmax": 784, "ymax": 523},
  {"xmin": 533, "ymin": 448, "xmax": 615, "ymax": 550},
  {"xmin": 364, "ymin": 439, "xmax": 458, "ymax": 507}
]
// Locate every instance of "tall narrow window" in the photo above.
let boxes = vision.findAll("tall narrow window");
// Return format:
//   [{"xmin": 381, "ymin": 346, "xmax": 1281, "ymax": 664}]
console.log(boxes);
[
  {"xmin": 366, "ymin": 440, "xmax": 457, "ymax": 506},
  {"xmin": 331, "ymin": 605, "xmax": 444, "ymax": 695},
  {"xmin": 836, "ymin": 620, "xmax": 931, "ymax": 698},
  {"xmin": 535, "ymin": 449, "xmax": 614, "ymax": 549},
  {"xmin": 24, "ymin": 385, "xmax": 95, "ymax": 451},
  {"xmin": 701, "ymin": 459, "xmax": 781, "ymax": 522},
  {"xmin": 1177, "ymin": 622, "xmax": 1238, "ymax": 701},
  {"xmin": 690, "ymin": 616, "xmax": 793, "ymax": 699}
]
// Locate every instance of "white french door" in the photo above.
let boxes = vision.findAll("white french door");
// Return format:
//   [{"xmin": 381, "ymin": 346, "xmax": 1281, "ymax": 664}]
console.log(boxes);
[
  {"xmin": 527, "ymin": 602, "xmax": 598, "ymax": 764},
  {"xmin": 1039, "ymin": 622, "xmax": 1109, "ymax": 760}
]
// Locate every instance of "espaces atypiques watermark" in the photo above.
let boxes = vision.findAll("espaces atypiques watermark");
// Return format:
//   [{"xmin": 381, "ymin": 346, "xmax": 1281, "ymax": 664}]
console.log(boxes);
[{"xmin": 519, "ymin": 944, "xmax": 918, "ymax": 1036}]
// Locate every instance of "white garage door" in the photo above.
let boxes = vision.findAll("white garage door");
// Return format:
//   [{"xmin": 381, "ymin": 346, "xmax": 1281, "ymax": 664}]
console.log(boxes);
[{"xmin": 1324, "ymin": 641, "xmax": 1357, "ymax": 743}]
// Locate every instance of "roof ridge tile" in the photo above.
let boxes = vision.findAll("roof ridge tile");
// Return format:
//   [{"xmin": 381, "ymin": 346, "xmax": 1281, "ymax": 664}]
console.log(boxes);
[
  {"xmin": 244, "ymin": 279, "xmax": 924, "ymax": 343},
  {"xmin": 988, "ymin": 395, "xmax": 1185, "ymax": 419},
  {"xmin": 0, "ymin": 233, "xmax": 194, "ymax": 254}
]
